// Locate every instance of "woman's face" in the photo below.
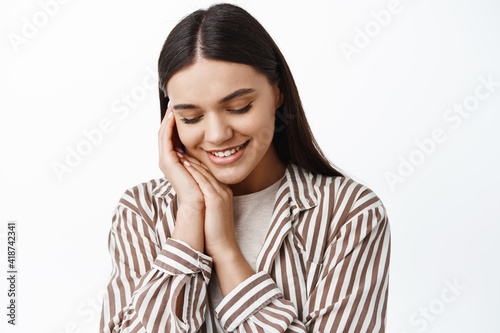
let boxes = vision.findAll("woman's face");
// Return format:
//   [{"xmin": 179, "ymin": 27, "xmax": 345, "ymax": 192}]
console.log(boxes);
[{"xmin": 166, "ymin": 59, "xmax": 284, "ymax": 193}]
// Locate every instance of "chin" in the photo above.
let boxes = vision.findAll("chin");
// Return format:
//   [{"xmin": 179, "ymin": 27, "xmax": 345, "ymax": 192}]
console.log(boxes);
[{"xmin": 210, "ymin": 165, "xmax": 248, "ymax": 185}]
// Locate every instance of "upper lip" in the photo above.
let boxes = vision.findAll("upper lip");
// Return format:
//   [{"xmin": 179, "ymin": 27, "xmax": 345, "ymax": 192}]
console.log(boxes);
[{"xmin": 205, "ymin": 140, "xmax": 249, "ymax": 153}]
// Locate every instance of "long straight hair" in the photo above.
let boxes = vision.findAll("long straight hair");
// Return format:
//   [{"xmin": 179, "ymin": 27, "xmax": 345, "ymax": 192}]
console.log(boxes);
[{"xmin": 158, "ymin": 3, "xmax": 345, "ymax": 178}]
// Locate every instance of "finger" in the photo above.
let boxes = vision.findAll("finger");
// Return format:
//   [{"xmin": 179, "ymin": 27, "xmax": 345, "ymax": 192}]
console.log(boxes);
[
  {"xmin": 183, "ymin": 162, "xmax": 216, "ymax": 195},
  {"xmin": 158, "ymin": 100, "xmax": 173, "ymax": 140},
  {"xmin": 158, "ymin": 101, "xmax": 175, "ymax": 157},
  {"xmin": 173, "ymin": 144, "xmax": 212, "ymax": 176},
  {"xmin": 176, "ymin": 149, "xmax": 198, "ymax": 162},
  {"xmin": 188, "ymin": 160, "xmax": 216, "ymax": 180},
  {"xmin": 165, "ymin": 100, "xmax": 185, "ymax": 153},
  {"xmin": 159, "ymin": 101, "xmax": 184, "ymax": 165},
  {"xmin": 184, "ymin": 161, "xmax": 227, "ymax": 196},
  {"xmin": 175, "ymin": 149, "xmax": 211, "ymax": 172},
  {"xmin": 178, "ymin": 154, "xmax": 213, "ymax": 173}
]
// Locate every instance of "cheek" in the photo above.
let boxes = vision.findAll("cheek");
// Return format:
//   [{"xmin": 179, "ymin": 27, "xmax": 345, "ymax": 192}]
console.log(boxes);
[
  {"xmin": 175, "ymin": 122, "xmax": 200, "ymax": 148},
  {"xmin": 247, "ymin": 110, "xmax": 276, "ymax": 147}
]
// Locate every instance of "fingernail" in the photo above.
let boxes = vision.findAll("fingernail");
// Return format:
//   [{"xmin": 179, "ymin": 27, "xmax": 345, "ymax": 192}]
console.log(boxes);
[
  {"xmin": 167, "ymin": 110, "xmax": 172, "ymax": 119},
  {"xmin": 183, "ymin": 160, "xmax": 191, "ymax": 167},
  {"xmin": 176, "ymin": 152, "xmax": 183, "ymax": 158},
  {"xmin": 175, "ymin": 147, "xmax": 184, "ymax": 153}
]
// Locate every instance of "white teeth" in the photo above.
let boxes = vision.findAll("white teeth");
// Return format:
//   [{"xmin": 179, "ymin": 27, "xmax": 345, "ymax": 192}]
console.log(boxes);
[{"xmin": 211, "ymin": 143, "xmax": 244, "ymax": 157}]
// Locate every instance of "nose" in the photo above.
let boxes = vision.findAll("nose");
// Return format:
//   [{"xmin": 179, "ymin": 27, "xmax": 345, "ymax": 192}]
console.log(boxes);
[{"xmin": 204, "ymin": 113, "xmax": 233, "ymax": 146}]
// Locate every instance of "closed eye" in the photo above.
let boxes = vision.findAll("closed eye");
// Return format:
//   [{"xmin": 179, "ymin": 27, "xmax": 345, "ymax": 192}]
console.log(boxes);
[
  {"xmin": 181, "ymin": 116, "xmax": 201, "ymax": 124},
  {"xmin": 229, "ymin": 103, "xmax": 252, "ymax": 114},
  {"xmin": 181, "ymin": 103, "xmax": 252, "ymax": 124}
]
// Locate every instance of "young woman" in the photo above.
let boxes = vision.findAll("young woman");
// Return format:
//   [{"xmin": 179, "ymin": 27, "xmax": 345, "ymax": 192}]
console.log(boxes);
[{"xmin": 100, "ymin": 3, "xmax": 391, "ymax": 332}]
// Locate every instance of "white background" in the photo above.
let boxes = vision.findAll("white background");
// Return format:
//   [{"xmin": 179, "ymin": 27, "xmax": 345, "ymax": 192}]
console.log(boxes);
[{"xmin": 1, "ymin": 0, "xmax": 499, "ymax": 332}]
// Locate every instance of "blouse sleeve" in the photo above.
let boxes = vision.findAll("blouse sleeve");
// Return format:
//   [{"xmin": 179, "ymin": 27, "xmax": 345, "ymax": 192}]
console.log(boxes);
[
  {"xmin": 215, "ymin": 196, "xmax": 391, "ymax": 332},
  {"xmin": 99, "ymin": 201, "xmax": 213, "ymax": 333}
]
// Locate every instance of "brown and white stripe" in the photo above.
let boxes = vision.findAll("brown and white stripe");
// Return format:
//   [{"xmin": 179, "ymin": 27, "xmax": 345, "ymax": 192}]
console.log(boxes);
[{"xmin": 99, "ymin": 162, "xmax": 391, "ymax": 332}]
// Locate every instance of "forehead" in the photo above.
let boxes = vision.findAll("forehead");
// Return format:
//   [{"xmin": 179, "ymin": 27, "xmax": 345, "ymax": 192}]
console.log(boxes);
[{"xmin": 166, "ymin": 59, "xmax": 268, "ymax": 102}]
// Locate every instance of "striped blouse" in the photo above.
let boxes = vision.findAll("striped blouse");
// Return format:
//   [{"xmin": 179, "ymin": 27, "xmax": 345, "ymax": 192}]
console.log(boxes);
[{"xmin": 99, "ymin": 162, "xmax": 391, "ymax": 332}]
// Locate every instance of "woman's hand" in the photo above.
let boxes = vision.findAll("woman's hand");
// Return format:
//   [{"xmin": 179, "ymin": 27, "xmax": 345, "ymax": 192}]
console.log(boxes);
[
  {"xmin": 180, "ymin": 161, "xmax": 238, "ymax": 257},
  {"xmin": 158, "ymin": 102, "xmax": 205, "ymax": 208},
  {"xmin": 181, "ymin": 153, "xmax": 255, "ymax": 296},
  {"xmin": 182, "ymin": 161, "xmax": 255, "ymax": 295},
  {"xmin": 158, "ymin": 102, "xmax": 207, "ymax": 252}
]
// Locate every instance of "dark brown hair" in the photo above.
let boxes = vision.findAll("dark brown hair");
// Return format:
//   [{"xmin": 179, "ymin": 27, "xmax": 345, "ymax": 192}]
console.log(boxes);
[{"xmin": 158, "ymin": 3, "xmax": 344, "ymax": 177}]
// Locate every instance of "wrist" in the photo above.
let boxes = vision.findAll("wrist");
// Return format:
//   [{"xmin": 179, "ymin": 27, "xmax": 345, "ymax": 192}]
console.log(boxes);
[
  {"xmin": 211, "ymin": 245, "xmax": 249, "ymax": 272},
  {"xmin": 172, "ymin": 206, "xmax": 205, "ymax": 253},
  {"xmin": 212, "ymin": 247, "xmax": 254, "ymax": 297},
  {"xmin": 178, "ymin": 200, "xmax": 205, "ymax": 214},
  {"xmin": 207, "ymin": 239, "xmax": 239, "ymax": 261}
]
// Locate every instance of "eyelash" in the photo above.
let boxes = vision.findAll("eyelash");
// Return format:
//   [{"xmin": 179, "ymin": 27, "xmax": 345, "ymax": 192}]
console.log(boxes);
[{"xmin": 181, "ymin": 103, "xmax": 252, "ymax": 124}]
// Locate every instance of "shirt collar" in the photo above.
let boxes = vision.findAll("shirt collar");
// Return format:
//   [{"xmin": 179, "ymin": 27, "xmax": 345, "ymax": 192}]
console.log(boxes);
[
  {"xmin": 151, "ymin": 162, "xmax": 318, "ymax": 211},
  {"xmin": 282, "ymin": 162, "xmax": 318, "ymax": 212}
]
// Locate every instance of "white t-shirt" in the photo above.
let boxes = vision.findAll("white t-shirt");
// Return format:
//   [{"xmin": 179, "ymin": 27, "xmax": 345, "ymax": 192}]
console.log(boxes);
[{"xmin": 209, "ymin": 174, "xmax": 284, "ymax": 332}]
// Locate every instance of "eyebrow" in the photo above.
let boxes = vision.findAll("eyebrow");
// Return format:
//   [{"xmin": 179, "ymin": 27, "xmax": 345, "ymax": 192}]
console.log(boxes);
[{"xmin": 172, "ymin": 88, "xmax": 256, "ymax": 111}]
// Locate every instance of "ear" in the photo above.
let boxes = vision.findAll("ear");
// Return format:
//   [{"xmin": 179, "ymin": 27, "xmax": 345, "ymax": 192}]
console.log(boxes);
[{"xmin": 273, "ymin": 83, "xmax": 284, "ymax": 109}]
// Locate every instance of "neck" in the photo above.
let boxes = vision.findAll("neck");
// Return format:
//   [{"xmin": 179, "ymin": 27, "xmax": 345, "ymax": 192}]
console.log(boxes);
[{"xmin": 230, "ymin": 147, "xmax": 286, "ymax": 196}]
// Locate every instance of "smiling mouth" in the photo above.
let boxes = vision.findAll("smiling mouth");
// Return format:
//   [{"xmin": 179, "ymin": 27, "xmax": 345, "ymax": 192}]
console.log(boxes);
[{"xmin": 208, "ymin": 140, "xmax": 250, "ymax": 157}]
